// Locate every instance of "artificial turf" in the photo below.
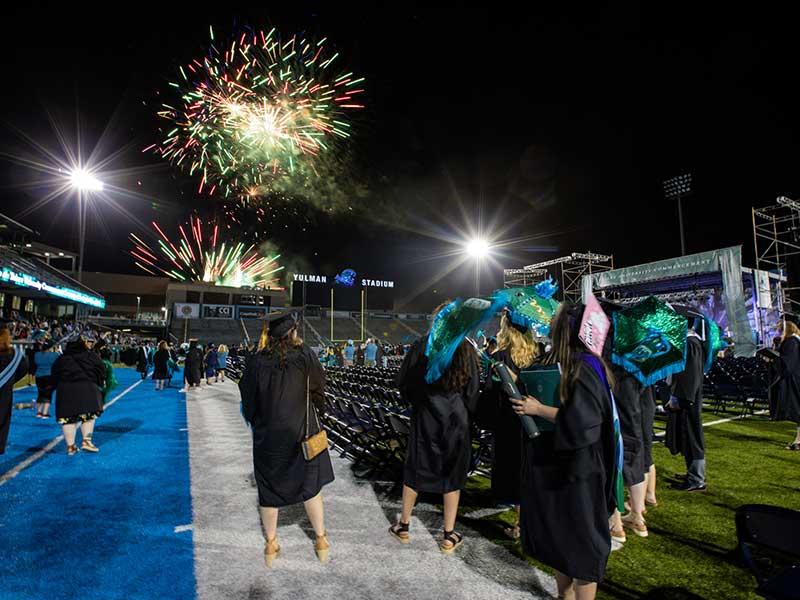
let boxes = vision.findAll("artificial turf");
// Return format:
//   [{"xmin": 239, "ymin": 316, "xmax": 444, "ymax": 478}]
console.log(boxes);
[{"xmin": 458, "ymin": 414, "xmax": 800, "ymax": 599}]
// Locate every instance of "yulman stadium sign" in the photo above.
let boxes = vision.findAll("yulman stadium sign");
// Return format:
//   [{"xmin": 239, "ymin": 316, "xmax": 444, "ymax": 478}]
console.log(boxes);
[{"xmin": 292, "ymin": 270, "xmax": 394, "ymax": 289}]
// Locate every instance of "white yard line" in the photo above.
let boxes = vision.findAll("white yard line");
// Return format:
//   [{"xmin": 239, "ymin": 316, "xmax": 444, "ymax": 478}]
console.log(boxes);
[
  {"xmin": 0, "ymin": 377, "xmax": 144, "ymax": 486},
  {"xmin": 655, "ymin": 408, "xmax": 770, "ymax": 438}
]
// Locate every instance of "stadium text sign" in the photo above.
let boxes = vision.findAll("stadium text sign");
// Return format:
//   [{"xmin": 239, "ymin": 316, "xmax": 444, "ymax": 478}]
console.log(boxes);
[
  {"xmin": 0, "ymin": 267, "xmax": 106, "ymax": 309},
  {"xmin": 292, "ymin": 272, "xmax": 394, "ymax": 288}
]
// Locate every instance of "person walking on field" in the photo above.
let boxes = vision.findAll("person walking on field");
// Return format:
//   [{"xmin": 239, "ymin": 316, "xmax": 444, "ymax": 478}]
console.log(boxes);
[
  {"xmin": 0, "ymin": 324, "xmax": 29, "ymax": 454},
  {"xmin": 51, "ymin": 338, "xmax": 106, "ymax": 455},
  {"xmin": 152, "ymin": 341, "xmax": 171, "ymax": 391},
  {"xmin": 217, "ymin": 344, "xmax": 229, "ymax": 382},
  {"xmin": 239, "ymin": 312, "xmax": 334, "ymax": 567},
  {"xmin": 389, "ymin": 305, "xmax": 480, "ymax": 554}
]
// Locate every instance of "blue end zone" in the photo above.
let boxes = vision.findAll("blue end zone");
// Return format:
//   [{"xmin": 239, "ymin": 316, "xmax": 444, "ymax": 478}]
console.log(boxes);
[{"xmin": 0, "ymin": 368, "xmax": 196, "ymax": 600}]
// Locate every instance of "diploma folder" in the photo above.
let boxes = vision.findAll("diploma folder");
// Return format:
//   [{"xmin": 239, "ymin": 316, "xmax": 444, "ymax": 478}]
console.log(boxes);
[{"xmin": 519, "ymin": 364, "xmax": 561, "ymax": 432}]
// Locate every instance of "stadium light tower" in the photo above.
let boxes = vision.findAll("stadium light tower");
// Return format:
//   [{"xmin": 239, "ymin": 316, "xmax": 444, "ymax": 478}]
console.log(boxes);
[
  {"xmin": 69, "ymin": 168, "xmax": 104, "ymax": 282},
  {"xmin": 663, "ymin": 173, "xmax": 692, "ymax": 256},
  {"xmin": 465, "ymin": 238, "xmax": 491, "ymax": 295}
]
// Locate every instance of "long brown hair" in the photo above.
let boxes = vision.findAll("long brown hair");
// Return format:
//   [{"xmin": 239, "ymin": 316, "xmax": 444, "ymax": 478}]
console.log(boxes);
[
  {"xmin": 264, "ymin": 328, "xmax": 303, "ymax": 367},
  {"xmin": 0, "ymin": 328, "xmax": 11, "ymax": 356},
  {"xmin": 496, "ymin": 312, "xmax": 539, "ymax": 369},
  {"xmin": 542, "ymin": 303, "xmax": 614, "ymax": 404},
  {"xmin": 430, "ymin": 302, "xmax": 478, "ymax": 393}
]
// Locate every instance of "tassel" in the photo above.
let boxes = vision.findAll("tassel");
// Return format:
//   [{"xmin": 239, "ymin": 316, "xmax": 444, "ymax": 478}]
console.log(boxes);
[{"xmin": 258, "ymin": 321, "xmax": 268, "ymax": 350}]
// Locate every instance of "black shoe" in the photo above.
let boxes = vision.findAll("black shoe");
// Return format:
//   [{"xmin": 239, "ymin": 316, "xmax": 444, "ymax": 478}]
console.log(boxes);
[{"xmin": 672, "ymin": 481, "xmax": 706, "ymax": 492}]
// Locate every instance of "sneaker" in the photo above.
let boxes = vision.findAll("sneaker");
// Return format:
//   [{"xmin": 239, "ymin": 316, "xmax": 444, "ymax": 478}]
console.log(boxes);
[
  {"xmin": 81, "ymin": 439, "xmax": 100, "ymax": 453},
  {"xmin": 66, "ymin": 444, "xmax": 80, "ymax": 456},
  {"xmin": 621, "ymin": 513, "xmax": 648, "ymax": 538}
]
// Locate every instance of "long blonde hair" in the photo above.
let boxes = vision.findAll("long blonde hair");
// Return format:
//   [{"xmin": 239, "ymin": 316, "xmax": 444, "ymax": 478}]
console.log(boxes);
[
  {"xmin": 782, "ymin": 320, "xmax": 800, "ymax": 342},
  {"xmin": 218, "ymin": 344, "xmax": 228, "ymax": 353},
  {"xmin": 496, "ymin": 312, "xmax": 538, "ymax": 369}
]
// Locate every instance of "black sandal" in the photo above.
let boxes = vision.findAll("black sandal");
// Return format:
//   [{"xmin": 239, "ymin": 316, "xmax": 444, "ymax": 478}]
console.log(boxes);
[
  {"xmin": 439, "ymin": 530, "xmax": 464, "ymax": 554},
  {"xmin": 389, "ymin": 521, "xmax": 410, "ymax": 544}
]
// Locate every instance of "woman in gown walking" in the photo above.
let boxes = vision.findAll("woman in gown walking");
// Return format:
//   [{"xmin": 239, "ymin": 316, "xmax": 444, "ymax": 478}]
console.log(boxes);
[
  {"xmin": 388, "ymin": 311, "xmax": 480, "ymax": 554},
  {"xmin": 239, "ymin": 312, "xmax": 334, "ymax": 567},
  {"xmin": 513, "ymin": 304, "xmax": 618, "ymax": 600}
]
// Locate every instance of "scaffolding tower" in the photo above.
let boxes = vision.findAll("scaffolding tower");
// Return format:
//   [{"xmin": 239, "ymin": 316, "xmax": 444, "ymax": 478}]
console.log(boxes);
[
  {"xmin": 503, "ymin": 252, "xmax": 614, "ymax": 303},
  {"xmin": 752, "ymin": 196, "xmax": 800, "ymax": 315}
]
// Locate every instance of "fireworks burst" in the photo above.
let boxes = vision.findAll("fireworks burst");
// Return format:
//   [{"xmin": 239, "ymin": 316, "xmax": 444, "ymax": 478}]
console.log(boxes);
[
  {"xmin": 150, "ymin": 26, "xmax": 365, "ymax": 198},
  {"xmin": 130, "ymin": 216, "xmax": 284, "ymax": 288}
]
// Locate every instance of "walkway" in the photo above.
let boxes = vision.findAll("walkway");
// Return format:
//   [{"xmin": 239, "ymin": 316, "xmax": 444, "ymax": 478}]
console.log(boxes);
[{"xmin": 187, "ymin": 379, "xmax": 554, "ymax": 600}]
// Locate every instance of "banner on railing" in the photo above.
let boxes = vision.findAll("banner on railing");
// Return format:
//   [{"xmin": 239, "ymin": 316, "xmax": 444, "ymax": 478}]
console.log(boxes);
[
  {"xmin": 201, "ymin": 304, "xmax": 234, "ymax": 319},
  {"xmin": 174, "ymin": 303, "xmax": 200, "ymax": 319},
  {"xmin": 237, "ymin": 306, "xmax": 268, "ymax": 319}
]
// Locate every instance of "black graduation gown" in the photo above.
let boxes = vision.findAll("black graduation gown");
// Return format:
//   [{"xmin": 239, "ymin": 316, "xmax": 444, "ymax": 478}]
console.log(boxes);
[
  {"xmin": 520, "ymin": 360, "xmax": 616, "ymax": 583},
  {"xmin": 640, "ymin": 386, "xmax": 655, "ymax": 470},
  {"xmin": 612, "ymin": 368, "xmax": 646, "ymax": 486},
  {"xmin": 397, "ymin": 340, "xmax": 480, "ymax": 494},
  {"xmin": 0, "ymin": 351, "xmax": 29, "ymax": 454},
  {"xmin": 184, "ymin": 348, "xmax": 203, "ymax": 385},
  {"xmin": 481, "ymin": 348, "xmax": 524, "ymax": 505},
  {"xmin": 52, "ymin": 348, "xmax": 105, "ymax": 421},
  {"xmin": 239, "ymin": 344, "xmax": 334, "ymax": 507},
  {"xmin": 152, "ymin": 349, "xmax": 170, "ymax": 380},
  {"xmin": 665, "ymin": 336, "xmax": 705, "ymax": 460},
  {"xmin": 774, "ymin": 337, "xmax": 800, "ymax": 424},
  {"xmin": 136, "ymin": 347, "xmax": 148, "ymax": 374}
]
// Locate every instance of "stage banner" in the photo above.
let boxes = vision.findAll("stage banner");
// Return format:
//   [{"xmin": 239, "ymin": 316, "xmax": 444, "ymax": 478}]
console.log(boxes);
[
  {"xmin": 755, "ymin": 269, "xmax": 773, "ymax": 309},
  {"xmin": 202, "ymin": 304, "xmax": 234, "ymax": 319},
  {"xmin": 583, "ymin": 246, "xmax": 755, "ymax": 357},
  {"xmin": 174, "ymin": 303, "xmax": 200, "ymax": 319}
]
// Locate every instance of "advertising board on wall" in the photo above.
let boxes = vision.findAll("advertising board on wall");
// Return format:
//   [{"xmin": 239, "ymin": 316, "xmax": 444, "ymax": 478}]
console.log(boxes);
[{"xmin": 201, "ymin": 304, "xmax": 234, "ymax": 319}]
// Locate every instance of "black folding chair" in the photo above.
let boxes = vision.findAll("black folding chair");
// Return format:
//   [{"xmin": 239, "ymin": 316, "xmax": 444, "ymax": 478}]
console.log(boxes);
[{"xmin": 736, "ymin": 504, "xmax": 800, "ymax": 600}]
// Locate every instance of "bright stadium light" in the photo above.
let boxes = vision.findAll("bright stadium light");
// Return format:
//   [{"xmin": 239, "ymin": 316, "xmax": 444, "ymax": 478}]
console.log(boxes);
[
  {"xmin": 69, "ymin": 168, "xmax": 104, "ymax": 192},
  {"xmin": 466, "ymin": 238, "xmax": 491, "ymax": 258}
]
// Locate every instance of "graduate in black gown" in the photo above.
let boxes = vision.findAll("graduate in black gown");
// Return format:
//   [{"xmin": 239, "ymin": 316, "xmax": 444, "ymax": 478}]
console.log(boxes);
[
  {"xmin": 772, "ymin": 319, "xmax": 800, "ymax": 450},
  {"xmin": 239, "ymin": 312, "xmax": 333, "ymax": 566},
  {"xmin": 0, "ymin": 325, "xmax": 29, "ymax": 454},
  {"xmin": 609, "ymin": 368, "xmax": 650, "ymax": 541},
  {"xmin": 481, "ymin": 311, "xmax": 539, "ymax": 539},
  {"xmin": 388, "ymin": 333, "xmax": 480, "ymax": 554},
  {"xmin": 665, "ymin": 326, "xmax": 706, "ymax": 491},
  {"xmin": 513, "ymin": 304, "xmax": 617, "ymax": 600},
  {"xmin": 183, "ymin": 339, "xmax": 203, "ymax": 389}
]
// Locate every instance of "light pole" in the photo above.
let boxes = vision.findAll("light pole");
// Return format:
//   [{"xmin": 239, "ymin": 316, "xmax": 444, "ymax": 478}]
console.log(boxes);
[
  {"xmin": 663, "ymin": 173, "xmax": 692, "ymax": 256},
  {"xmin": 68, "ymin": 168, "xmax": 104, "ymax": 282},
  {"xmin": 136, "ymin": 296, "xmax": 141, "ymax": 321},
  {"xmin": 466, "ymin": 238, "xmax": 491, "ymax": 296}
]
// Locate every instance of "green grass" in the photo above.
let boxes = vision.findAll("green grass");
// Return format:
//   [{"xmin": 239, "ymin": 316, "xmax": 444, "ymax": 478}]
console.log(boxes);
[{"xmin": 458, "ymin": 415, "xmax": 800, "ymax": 599}]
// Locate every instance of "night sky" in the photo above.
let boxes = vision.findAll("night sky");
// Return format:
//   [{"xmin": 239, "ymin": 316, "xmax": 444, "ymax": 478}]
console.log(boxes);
[{"xmin": 2, "ymin": 3, "xmax": 799, "ymax": 310}]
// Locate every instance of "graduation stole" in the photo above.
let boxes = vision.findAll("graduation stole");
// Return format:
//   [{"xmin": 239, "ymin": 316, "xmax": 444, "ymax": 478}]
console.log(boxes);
[
  {"xmin": 0, "ymin": 346, "xmax": 23, "ymax": 389},
  {"xmin": 581, "ymin": 354, "xmax": 626, "ymax": 513}
]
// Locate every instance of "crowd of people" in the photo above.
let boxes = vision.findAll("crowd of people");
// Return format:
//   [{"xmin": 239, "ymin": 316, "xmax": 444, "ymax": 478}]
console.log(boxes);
[
  {"xmin": 317, "ymin": 339, "xmax": 409, "ymax": 368},
  {"xmin": 233, "ymin": 304, "xmax": 800, "ymax": 600}
]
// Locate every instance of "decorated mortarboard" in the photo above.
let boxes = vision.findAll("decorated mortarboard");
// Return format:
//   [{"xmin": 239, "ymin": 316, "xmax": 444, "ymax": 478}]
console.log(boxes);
[
  {"xmin": 579, "ymin": 292, "xmax": 611, "ymax": 357},
  {"xmin": 611, "ymin": 296, "xmax": 688, "ymax": 386},
  {"xmin": 495, "ymin": 277, "xmax": 561, "ymax": 337},
  {"xmin": 424, "ymin": 295, "xmax": 506, "ymax": 384}
]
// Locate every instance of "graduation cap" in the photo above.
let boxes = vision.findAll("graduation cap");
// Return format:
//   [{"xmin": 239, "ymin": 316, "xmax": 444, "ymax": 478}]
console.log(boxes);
[{"xmin": 265, "ymin": 310, "xmax": 301, "ymax": 340}]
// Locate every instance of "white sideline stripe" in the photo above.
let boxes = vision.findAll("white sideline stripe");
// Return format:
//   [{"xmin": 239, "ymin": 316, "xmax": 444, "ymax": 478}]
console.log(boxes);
[
  {"xmin": 0, "ymin": 377, "xmax": 144, "ymax": 487},
  {"xmin": 174, "ymin": 524, "xmax": 193, "ymax": 533},
  {"xmin": 654, "ymin": 409, "xmax": 770, "ymax": 438}
]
